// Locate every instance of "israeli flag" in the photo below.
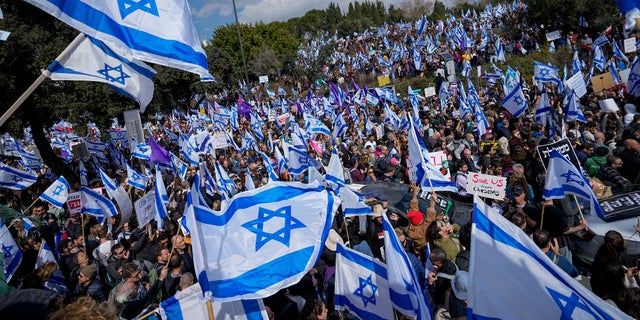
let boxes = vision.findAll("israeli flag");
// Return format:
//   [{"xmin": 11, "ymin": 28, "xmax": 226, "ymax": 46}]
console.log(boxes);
[
  {"xmin": 566, "ymin": 90, "xmax": 587, "ymax": 123},
  {"xmin": 543, "ymin": 150, "xmax": 605, "ymax": 219},
  {"xmin": 80, "ymin": 186, "xmax": 118, "ymax": 220},
  {"xmin": 185, "ymin": 180, "xmax": 338, "ymax": 301},
  {"xmin": 461, "ymin": 59, "xmax": 472, "ymax": 78},
  {"xmin": 629, "ymin": 57, "xmax": 640, "ymax": 97},
  {"xmin": 501, "ymin": 82, "xmax": 528, "ymax": 118},
  {"xmin": 377, "ymin": 55, "xmax": 393, "ymax": 68},
  {"xmin": 25, "ymin": 0, "xmax": 213, "ymax": 80},
  {"xmin": 333, "ymin": 113, "xmax": 348, "ymax": 138},
  {"xmin": 469, "ymin": 195, "xmax": 631, "ymax": 319},
  {"xmin": 130, "ymin": 137, "xmax": 151, "ymax": 160},
  {"xmin": 126, "ymin": 163, "xmax": 148, "ymax": 191},
  {"xmin": 335, "ymin": 243, "xmax": 393, "ymax": 320},
  {"xmin": 613, "ymin": 39, "xmax": 630, "ymax": 64},
  {"xmin": 304, "ymin": 113, "xmax": 331, "ymax": 136},
  {"xmin": 534, "ymin": 91, "xmax": 552, "ymax": 126},
  {"xmin": 549, "ymin": 41, "xmax": 556, "ymax": 53},
  {"xmin": 339, "ymin": 186, "xmax": 373, "ymax": 216},
  {"xmin": 261, "ymin": 152, "xmax": 279, "ymax": 184},
  {"xmin": 408, "ymin": 86, "xmax": 419, "ymax": 109},
  {"xmin": 533, "ymin": 61, "xmax": 561, "ymax": 84},
  {"xmin": 39, "ymin": 176, "xmax": 69, "ymax": 208},
  {"xmin": 171, "ymin": 153, "xmax": 188, "ymax": 181},
  {"xmin": 0, "ymin": 222, "xmax": 22, "ymax": 282},
  {"xmin": 154, "ymin": 166, "xmax": 169, "ymax": 230},
  {"xmin": 381, "ymin": 213, "xmax": 431, "ymax": 319},
  {"xmin": 0, "ymin": 163, "xmax": 38, "ymax": 190},
  {"xmin": 326, "ymin": 148, "xmax": 346, "ymax": 189},
  {"xmin": 475, "ymin": 105, "xmax": 489, "ymax": 137},
  {"xmin": 179, "ymin": 134, "xmax": 200, "ymax": 166},
  {"xmin": 593, "ymin": 33, "xmax": 609, "ymax": 48},
  {"xmin": 407, "ymin": 115, "xmax": 457, "ymax": 192},
  {"xmin": 47, "ymin": 34, "xmax": 155, "ymax": 112},
  {"xmin": 274, "ymin": 147, "xmax": 288, "ymax": 176},
  {"xmin": 593, "ymin": 46, "xmax": 606, "ymax": 72},
  {"xmin": 495, "ymin": 37, "xmax": 506, "ymax": 62},
  {"xmin": 571, "ymin": 51, "xmax": 582, "ymax": 76}
]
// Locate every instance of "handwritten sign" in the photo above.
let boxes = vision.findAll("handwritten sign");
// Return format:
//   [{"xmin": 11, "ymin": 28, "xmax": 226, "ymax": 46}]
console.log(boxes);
[
  {"xmin": 424, "ymin": 87, "xmax": 436, "ymax": 97},
  {"xmin": 466, "ymin": 172, "xmax": 507, "ymax": 200},
  {"xmin": 135, "ymin": 191, "xmax": 156, "ymax": 228},
  {"xmin": 67, "ymin": 192, "xmax": 82, "ymax": 215},
  {"xmin": 624, "ymin": 37, "xmax": 637, "ymax": 53},
  {"xmin": 211, "ymin": 132, "xmax": 229, "ymax": 150},
  {"xmin": 566, "ymin": 72, "xmax": 587, "ymax": 98},
  {"xmin": 427, "ymin": 151, "xmax": 452, "ymax": 181},
  {"xmin": 545, "ymin": 30, "xmax": 561, "ymax": 42}
]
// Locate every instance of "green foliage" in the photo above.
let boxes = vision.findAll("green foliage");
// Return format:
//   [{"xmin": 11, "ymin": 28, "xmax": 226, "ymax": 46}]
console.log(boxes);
[
  {"xmin": 430, "ymin": 1, "xmax": 447, "ymax": 21},
  {"xmin": 523, "ymin": 0, "xmax": 619, "ymax": 32}
]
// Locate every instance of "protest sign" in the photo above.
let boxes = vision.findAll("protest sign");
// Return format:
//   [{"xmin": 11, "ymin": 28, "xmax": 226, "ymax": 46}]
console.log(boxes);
[
  {"xmin": 599, "ymin": 191, "xmax": 640, "ymax": 222},
  {"xmin": 424, "ymin": 87, "xmax": 436, "ymax": 97},
  {"xmin": 591, "ymin": 72, "xmax": 615, "ymax": 92},
  {"xmin": 258, "ymin": 75, "xmax": 269, "ymax": 83},
  {"xmin": 466, "ymin": 172, "xmax": 507, "ymax": 201},
  {"xmin": 566, "ymin": 72, "xmax": 587, "ymax": 98},
  {"xmin": 545, "ymin": 30, "xmax": 561, "ymax": 42},
  {"xmin": 624, "ymin": 38, "xmax": 636, "ymax": 53},
  {"xmin": 211, "ymin": 132, "xmax": 228, "ymax": 150},
  {"xmin": 135, "ymin": 191, "xmax": 156, "ymax": 228},
  {"xmin": 598, "ymin": 99, "xmax": 620, "ymax": 113},
  {"xmin": 427, "ymin": 151, "xmax": 452, "ymax": 180},
  {"xmin": 536, "ymin": 138, "xmax": 581, "ymax": 170},
  {"xmin": 67, "ymin": 191, "xmax": 82, "ymax": 215}
]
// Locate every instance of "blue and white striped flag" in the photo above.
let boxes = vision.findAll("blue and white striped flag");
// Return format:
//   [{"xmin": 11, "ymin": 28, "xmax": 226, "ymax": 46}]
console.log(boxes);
[
  {"xmin": 501, "ymin": 82, "xmax": 528, "ymax": 118},
  {"xmin": 303, "ymin": 113, "xmax": 331, "ymax": 136},
  {"xmin": 126, "ymin": 163, "xmax": 148, "ymax": 191},
  {"xmin": 261, "ymin": 152, "xmax": 279, "ymax": 184},
  {"xmin": 407, "ymin": 115, "xmax": 456, "ymax": 192},
  {"xmin": 475, "ymin": 105, "xmax": 490, "ymax": 137},
  {"xmin": 533, "ymin": 62, "xmax": 561, "ymax": 84},
  {"xmin": 461, "ymin": 59, "xmax": 472, "ymax": 78},
  {"xmin": 565, "ymin": 90, "xmax": 587, "ymax": 123},
  {"xmin": 130, "ymin": 137, "xmax": 151, "ymax": 160},
  {"xmin": 47, "ymin": 34, "xmax": 156, "ymax": 112},
  {"xmin": 185, "ymin": 180, "xmax": 338, "ymax": 301},
  {"xmin": 593, "ymin": 33, "xmax": 609, "ymax": 48},
  {"xmin": 382, "ymin": 213, "xmax": 432, "ymax": 319},
  {"xmin": 549, "ymin": 41, "xmax": 556, "ymax": 53},
  {"xmin": 535, "ymin": 91, "xmax": 552, "ymax": 126},
  {"xmin": 0, "ymin": 221, "xmax": 22, "ymax": 282},
  {"xmin": 326, "ymin": 148, "xmax": 345, "ymax": 189},
  {"xmin": 39, "ymin": 176, "xmax": 69, "ymax": 208},
  {"xmin": 288, "ymin": 147, "xmax": 320, "ymax": 176},
  {"xmin": 469, "ymin": 195, "xmax": 630, "ymax": 319},
  {"xmin": 628, "ymin": 57, "xmax": 640, "ymax": 96},
  {"xmin": 25, "ymin": 0, "xmax": 213, "ymax": 80},
  {"xmin": 495, "ymin": 37, "xmax": 506, "ymax": 62},
  {"xmin": 171, "ymin": 153, "xmax": 188, "ymax": 181},
  {"xmin": 593, "ymin": 45, "xmax": 606, "ymax": 72},
  {"xmin": 0, "ymin": 163, "xmax": 38, "ymax": 190},
  {"xmin": 335, "ymin": 243, "xmax": 393, "ymax": 320},
  {"xmin": 274, "ymin": 147, "xmax": 288, "ymax": 177},
  {"xmin": 154, "ymin": 166, "xmax": 169, "ymax": 230},
  {"xmin": 80, "ymin": 186, "xmax": 118, "ymax": 219},
  {"xmin": 377, "ymin": 55, "xmax": 393, "ymax": 68},
  {"xmin": 613, "ymin": 39, "xmax": 630, "ymax": 64},
  {"xmin": 543, "ymin": 150, "xmax": 605, "ymax": 219},
  {"xmin": 333, "ymin": 113, "xmax": 348, "ymax": 138}
]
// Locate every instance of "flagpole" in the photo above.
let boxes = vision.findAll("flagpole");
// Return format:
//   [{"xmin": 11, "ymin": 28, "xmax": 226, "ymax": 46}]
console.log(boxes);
[
  {"xmin": 81, "ymin": 213, "xmax": 87, "ymax": 256},
  {"xmin": 137, "ymin": 309, "xmax": 158, "ymax": 320},
  {"xmin": 539, "ymin": 203, "xmax": 546, "ymax": 230},
  {"xmin": 0, "ymin": 33, "xmax": 86, "ymax": 127},
  {"xmin": 573, "ymin": 195, "xmax": 586, "ymax": 223},
  {"xmin": 206, "ymin": 299, "xmax": 216, "ymax": 320}
]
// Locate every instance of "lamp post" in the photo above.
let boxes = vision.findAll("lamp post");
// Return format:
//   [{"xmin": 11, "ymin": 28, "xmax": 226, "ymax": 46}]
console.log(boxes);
[{"xmin": 232, "ymin": 0, "xmax": 250, "ymax": 86}]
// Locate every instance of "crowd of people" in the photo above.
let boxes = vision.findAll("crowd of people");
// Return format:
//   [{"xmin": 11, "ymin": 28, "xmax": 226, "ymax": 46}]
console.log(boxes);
[{"xmin": 3, "ymin": 1, "xmax": 640, "ymax": 319}]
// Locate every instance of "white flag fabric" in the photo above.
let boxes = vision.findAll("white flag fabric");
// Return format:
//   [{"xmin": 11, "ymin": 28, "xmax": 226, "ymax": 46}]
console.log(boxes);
[
  {"xmin": 25, "ymin": 0, "xmax": 213, "ymax": 80},
  {"xmin": 407, "ymin": 115, "xmax": 457, "ymax": 192},
  {"xmin": 335, "ymin": 243, "xmax": 393, "ymax": 320},
  {"xmin": 339, "ymin": 186, "xmax": 373, "ymax": 216},
  {"xmin": 158, "ymin": 282, "xmax": 209, "ymax": 320},
  {"xmin": 80, "ymin": 186, "xmax": 118, "ymax": 219},
  {"xmin": 288, "ymin": 147, "xmax": 321, "ymax": 176},
  {"xmin": 382, "ymin": 214, "xmax": 432, "ymax": 319},
  {"xmin": 469, "ymin": 195, "xmax": 631, "ymax": 319},
  {"xmin": 0, "ymin": 222, "xmax": 22, "ymax": 281},
  {"xmin": 627, "ymin": 57, "xmax": 640, "ymax": 97},
  {"xmin": 303, "ymin": 113, "xmax": 331, "ymax": 136},
  {"xmin": 130, "ymin": 137, "xmax": 151, "ymax": 160},
  {"xmin": 501, "ymin": 82, "xmax": 528, "ymax": 118},
  {"xmin": 543, "ymin": 150, "xmax": 606, "ymax": 219},
  {"xmin": 325, "ymin": 148, "xmax": 345, "ymax": 189},
  {"xmin": 47, "ymin": 34, "xmax": 155, "ymax": 112},
  {"xmin": 39, "ymin": 176, "xmax": 69, "ymax": 208},
  {"xmin": 186, "ymin": 179, "xmax": 338, "ymax": 301},
  {"xmin": 0, "ymin": 163, "xmax": 38, "ymax": 190}
]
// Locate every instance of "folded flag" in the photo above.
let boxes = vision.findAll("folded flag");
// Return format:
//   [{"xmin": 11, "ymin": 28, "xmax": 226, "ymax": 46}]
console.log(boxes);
[
  {"xmin": 186, "ymin": 180, "xmax": 338, "ymax": 301},
  {"xmin": 47, "ymin": 34, "xmax": 155, "ymax": 112},
  {"xmin": 335, "ymin": 243, "xmax": 393, "ymax": 320},
  {"xmin": 0, "ymin": 163, "xmax": 38, "ymax": 190},
  {"xmin": 469, "ymin": 195, "xmax": 631, "ymax": 319},
  {"xmin": 39, "ymin": 176, "xmax": 70, "ymax": 208}
]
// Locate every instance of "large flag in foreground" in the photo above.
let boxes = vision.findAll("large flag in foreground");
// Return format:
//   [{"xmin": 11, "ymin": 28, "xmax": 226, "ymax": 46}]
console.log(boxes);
[
  {"xmin": 335, "ymin": 243, "xmax": 393, "ymax": 320},
  {"xmin": 470, "ymin": 195, "xmax": 631, "ymax": 319},
  {"xmin": 25, "ymin": 0, "xmax": 213, "ymax": 80},
  {"xmin": 382, "ymin": 214, "xmax": 431, "ymax": 320},
  {"xmin": 543, "ymin": 150, "xmax": 606, "ymax": 219},
  {"xmin": 186, "ymin": 179, "xmax": 338, "ymax": 301},
  {"xmin": 0, "ymin": 163, "xmax": 38, "ymax": 190},
  {"xmin": 47, "ymin": 34, "xmax": 155, "ymax": 112}
]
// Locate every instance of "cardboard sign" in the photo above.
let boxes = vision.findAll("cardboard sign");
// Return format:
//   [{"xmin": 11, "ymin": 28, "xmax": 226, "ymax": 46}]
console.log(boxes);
[
  {"xmin": 598, "ymin": 98, "xmax": 620, "ymax": 113},
  {"xmin": 67, "ymin": 192, "xmax": 82, "ymax": 215},
  {"xmin": 591, "ymin": 72, "xmax": 615, "ymax": 93},
  {"xmin": 135, "ymin": 190, "xmax": 156, "ymax": 228},
  {"xmin": 536, "ymin": 138, "xmax": 581, "ymax": 171},
  {"xmin": 624, "ymin": 37, "xmax": 637, "ymax": 53},
  {"xmin": 424, "ymin": 87, "xmax": 436, "ymax": 97},
  {"xmin": 466, "ymin": 172, "xmax": 507, "ymax": 200},
  {"xmin": 427, "ymin": 150, "xmax": 452, "ymax": 181},
  {"xmin": 377, "ymin": 75, "xmax": 390, "ymax": 86},
  {"xmin": 545, "ymin": 30, "xmax": 561, "ymax": 42}
]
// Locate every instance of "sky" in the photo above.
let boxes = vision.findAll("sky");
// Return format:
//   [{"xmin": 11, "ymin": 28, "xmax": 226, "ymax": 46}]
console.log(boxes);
[{"xmin": 189, "ymin": 0, "xmax": 459, "ymax": 42}]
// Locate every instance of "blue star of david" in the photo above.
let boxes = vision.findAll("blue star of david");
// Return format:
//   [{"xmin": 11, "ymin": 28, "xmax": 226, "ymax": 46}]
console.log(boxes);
[
  {"xmin": 118, "ymin": 0, "xmax": 159, "ymax": 20},
  {"xmin": 131, "ymin": 172, "xmax": 142, "ymax": 181},
  {"xmin": 353, "ymin": 274, "xmax": 378, "ymax": 307},
  {"xmin": 97, "ymin": 64, "xmax": 130, "ymax": 85},
  {"xmin": 630, "ymin": 74, "xmax": 640, "ymax": 82},
  {"xmin": 298, "ymin": 156, "xmax": 309, "ymax": 166},
  {"xmin": 12, "ymin": 175, "xmax": 22, "ymax": 183},
  {"xmin": 514, "ymin": 96, "xmax": 525, "ymax": 107},
  {"xmin": 560, "ymin": 169, "xmax": 585, "ymax": 187},
  {"xmin": 539, "ymin": 68, "xmax": 550, "ymax": 76},
  {"xmin": 546, "ymin": 288, "xmax": 596, "ymax": 320},
  {"xmin": 241, "ymin": 205, "xmax": 306, "ymax": 251},
  {"xmin": 2, "ymin": 244, "xmax": 13, "ymax": 258},
  {"xmin": 52, "ymin": 184, "xmax": 65, "ymax": 196}
]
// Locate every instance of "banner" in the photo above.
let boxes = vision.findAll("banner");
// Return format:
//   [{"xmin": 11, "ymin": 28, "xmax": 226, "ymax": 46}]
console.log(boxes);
[
  {"xmin": 66, "ymin": 191, "xmax": 82, "ymax": 215},
  {"xmin": 135, "ymin": 190, "xmax": 156, "ymax": 227},
  {"xmin": 536, "ymin": 138, "xmax": 581, "ymax": 170},
  {"xmin": 466, "ymin": 172, "xmax": 507, "ymax": 200}
]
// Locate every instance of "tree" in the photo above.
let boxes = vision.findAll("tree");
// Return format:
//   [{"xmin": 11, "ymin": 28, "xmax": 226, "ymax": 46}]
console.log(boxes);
[{"xmin": 398, "ymin": 0, "xmax": 433, "ymax": 20}]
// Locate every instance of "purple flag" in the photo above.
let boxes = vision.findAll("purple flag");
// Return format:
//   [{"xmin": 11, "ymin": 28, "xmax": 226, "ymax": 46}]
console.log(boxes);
[{"xmin": 149, "ymin": 136, "xmax": 172, "ymax": 164}]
